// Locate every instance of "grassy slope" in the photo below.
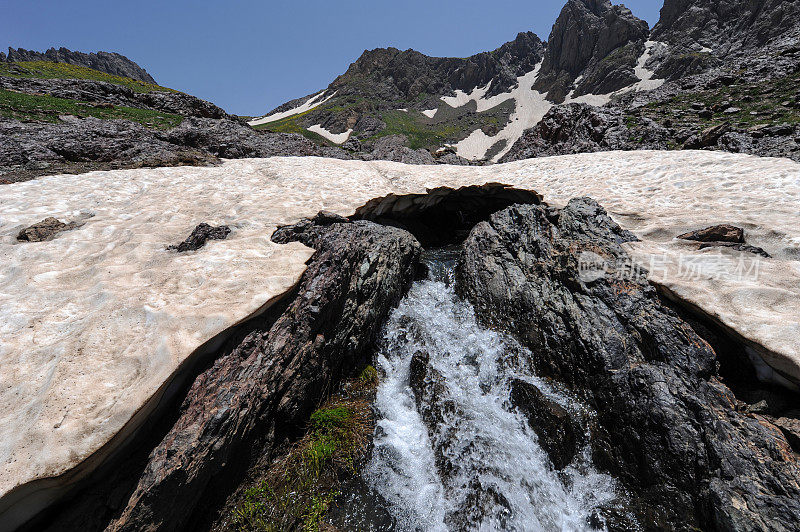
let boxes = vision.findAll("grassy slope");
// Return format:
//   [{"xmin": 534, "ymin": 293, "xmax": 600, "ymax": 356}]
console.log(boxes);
[
  {"xmin": 0, "ymin": 61, "xmax": 184, "ymax": 129},
  {"xmin": 230, "ymin": 366, "xmax": 378, "ymax": 532},
  {"xmin": 255, "ymin": 96, "xmax": 508, "ymax": 151},
  {"xmin": 628, "ymin": 71, "xmax": 800, "ymax": 133},
  {"xmin": 0, "ymin": 61, "xmax": 174, "ymax": 93},
  {"xmin": 0, "ymin": 88, "xmax": 183, "ymax": 129}
]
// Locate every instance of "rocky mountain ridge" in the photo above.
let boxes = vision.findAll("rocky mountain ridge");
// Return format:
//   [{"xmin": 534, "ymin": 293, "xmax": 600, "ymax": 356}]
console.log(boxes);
[
  {"xmin": 254, "ymin": 0, "xmax": 800, "ymax": 163},
  {"xmin": 1, "ymin": 47, "xmax": 157, "ymax": 84}
]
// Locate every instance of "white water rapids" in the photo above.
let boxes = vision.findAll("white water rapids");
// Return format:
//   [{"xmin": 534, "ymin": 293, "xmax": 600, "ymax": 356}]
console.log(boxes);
[{"xmin": 364, "ymin": 251, "xmax": 627, "ymax": 531}]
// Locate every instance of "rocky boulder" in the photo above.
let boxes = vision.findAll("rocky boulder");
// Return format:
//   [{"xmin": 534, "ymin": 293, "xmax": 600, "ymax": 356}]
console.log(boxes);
[
  {"xmin": 509, "ymin": 379, "xmax": 581, "ymax": 470},
  {"xmin": 168, "ymin": 223, "xmax": 231, "ymax": 252},
  {"xmin": 677, "ymin": 224, "xmax": 744, "ymax": 243},
  {"xmin": 16, "ymin": 217, "xmax": 80, "ymax": 242}
]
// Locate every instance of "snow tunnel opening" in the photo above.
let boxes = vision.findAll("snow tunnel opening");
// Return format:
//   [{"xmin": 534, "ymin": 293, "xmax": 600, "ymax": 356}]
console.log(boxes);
[{"xmin": 351, "ymin": 183, "xmax": 542, "ymax": 247}]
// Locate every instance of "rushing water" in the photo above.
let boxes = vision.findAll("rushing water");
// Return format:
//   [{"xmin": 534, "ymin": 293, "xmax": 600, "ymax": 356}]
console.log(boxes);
[{"xmin": 364, "ymin": 250, "xmax": 624, "ymax": 531}]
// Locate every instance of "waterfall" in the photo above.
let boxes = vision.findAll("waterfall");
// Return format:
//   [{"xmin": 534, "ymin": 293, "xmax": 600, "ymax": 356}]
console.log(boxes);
[{"xmin": 364, "ymin": 251, "xmax": 626, "ymax": 531}]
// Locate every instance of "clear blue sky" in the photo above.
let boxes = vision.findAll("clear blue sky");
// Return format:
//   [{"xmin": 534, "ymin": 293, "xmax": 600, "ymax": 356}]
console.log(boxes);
[{"xmin": 2, "ymin": 1, "xmax": 662, "ymax": 116}]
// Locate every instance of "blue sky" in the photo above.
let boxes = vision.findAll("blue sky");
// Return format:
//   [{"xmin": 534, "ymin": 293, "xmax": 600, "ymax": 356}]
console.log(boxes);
[{"xmin": 2, "ymin": 1, "xmax": 662, "ymax": 116}]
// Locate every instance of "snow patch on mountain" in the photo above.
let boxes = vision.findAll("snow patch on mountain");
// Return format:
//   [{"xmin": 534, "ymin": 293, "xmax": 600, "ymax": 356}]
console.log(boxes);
[
  {"xmin": 439, "ymin": 44, "xmax": 666, "ymax": 162},
  {"xmin": 422, "ymin": 108, "xmax": 438, "ymax": 118},
  {"xmin": 622, "ymin": 41, "xmax": 666, "ymax": 93},
  {"xmin": 249, "ymin": 91, "xmax": 336, "ymax": 126},
  {"xmin": 307, "ymin": 124, "xmax": 352, "ymax": 144}
]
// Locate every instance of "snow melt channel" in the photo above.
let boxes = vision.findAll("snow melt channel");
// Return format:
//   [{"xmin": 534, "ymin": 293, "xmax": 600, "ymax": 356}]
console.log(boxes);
[{"xmin": 366, "ymin": 252, "xmax": 622, "ymax": 530}]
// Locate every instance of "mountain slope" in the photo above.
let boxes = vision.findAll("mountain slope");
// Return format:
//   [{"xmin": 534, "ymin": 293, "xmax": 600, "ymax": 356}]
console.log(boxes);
[
  {"xmin": 254, "ymin": 0, "xmax": 800, "ymax": 164},
  {"xmin": 0, "ymin": 59, "xmax": 346, "ymax": 183}
]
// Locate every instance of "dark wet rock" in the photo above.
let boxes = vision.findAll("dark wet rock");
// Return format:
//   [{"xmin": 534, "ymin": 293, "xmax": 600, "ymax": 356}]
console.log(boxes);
[
  {"xmin": 16, "ymin": 217, "xmax": 80, "ymax": 242},
  {"xmin": 103, "ymin": 219, "xmax": 421, "ymax": 531},
  {"xmin": 457, "ymin": 198, "xmax": 800, "ymax": 530},
  {"xmin": 4, "ymin": 47, "xmax": 157, "ymax": 84},
  {"xmin": 509, "ymin": 379, "xmax": 580, "ymax": 470},
  {"xmin": 534, "ymin": 0, "xmax": 649, "ymax": 102},
  {"xmin": 772, "ymin": 418, "xmax": 800, "ymax": 452},
  {"xmin": 271, "ymin": 211, "xmax": 352, "ymax": 249},
  {"xmin": 168, "ymin": 223, "xmax": 231, "ymax": 252},
  {"xmin": 697, "ymin": 242, "xmax": 771, "ymax": 257},
  {"xmin": 678, "ymin": 224, "xmax": 744, "ymax": 243}
]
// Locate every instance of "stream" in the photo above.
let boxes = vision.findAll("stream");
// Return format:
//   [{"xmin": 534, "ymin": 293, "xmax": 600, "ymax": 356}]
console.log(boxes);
[{"xmin": 363, "ymin": 249, "xmax": 627, "ymax": 531}]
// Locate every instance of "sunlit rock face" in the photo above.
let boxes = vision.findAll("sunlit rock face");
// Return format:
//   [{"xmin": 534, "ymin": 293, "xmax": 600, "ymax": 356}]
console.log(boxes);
[{"xmin": 0, "ymin": 150, "xmax": 798, "ymax": 528}]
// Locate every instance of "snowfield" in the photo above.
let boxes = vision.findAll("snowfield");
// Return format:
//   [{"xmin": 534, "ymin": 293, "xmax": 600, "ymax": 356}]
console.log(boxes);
[{"xmin": 1, "ymin": 150, "xmax": 798, "ymax": 527}]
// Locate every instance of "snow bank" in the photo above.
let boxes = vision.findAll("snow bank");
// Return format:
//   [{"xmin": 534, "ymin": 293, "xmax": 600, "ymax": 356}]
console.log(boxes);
[
  {"xmin": 422, "ymin": 108, "xmax": 438, "ymax": 118},
  {"xmin": 1, "ymin": 150, "xmax": 798, "ymax": 526}
]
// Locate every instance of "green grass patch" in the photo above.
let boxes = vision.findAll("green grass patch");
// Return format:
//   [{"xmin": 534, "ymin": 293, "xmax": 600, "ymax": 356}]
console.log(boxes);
[
  {"xmin": 230, "ymin": 372, "xmax": 377, "ymax": 531},
  {"xmin": 0, "ymin": 61, "xmax": 174, "ymax": 93},
  {"xmin": 629, "ymin": 71, "xmax": 800, "ymax": 133},
  {"xmin": 0, "ymin": 88, "xmax": 183, "ymax": 129}
]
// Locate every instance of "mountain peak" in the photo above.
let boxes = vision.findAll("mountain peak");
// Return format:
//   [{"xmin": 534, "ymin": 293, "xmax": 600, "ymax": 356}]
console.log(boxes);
[{"xmin": 533, "ymin": 0, "xmax": 649, "ymax": 102}]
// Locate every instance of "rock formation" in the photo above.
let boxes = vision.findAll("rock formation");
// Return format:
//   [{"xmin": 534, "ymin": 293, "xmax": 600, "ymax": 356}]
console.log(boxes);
[
  {"xmin": 534, "ymin": 0, "xmax": 650, "ymax": 102},
  {"xmin": 3, "ymin": 47, "xmax": 157, "ymax": 84},
  {"xmin": 97, "ymin": 218, "xmax": 421, "ymax": 531},
  {"xmin": 456, "ymin": 199, "xmax": 800, "ymax": 529}
]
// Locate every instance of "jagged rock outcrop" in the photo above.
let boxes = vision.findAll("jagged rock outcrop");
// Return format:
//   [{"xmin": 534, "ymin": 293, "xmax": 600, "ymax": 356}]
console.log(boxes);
[
  {"xmin": 534, "ymin": 0, "xmax": 649, "ymax": 102},
  {"xmin": 648, "ymin": 0, "xmax": 800, "ymax": 80},
  {"xmin": 0, "ymin": 116, "xmax": 347, "ymax": 183},
  {"xmin": 652, "ymin": 0, "xmax": 800, "ymax": 53},
  {"xmin": 501, "ymin": 101, "xmax": 800, "ymax": 163},
  {"xmin": 3, "ymin": 47, "xmax": 156, "ymax": 84},
  {"xmin": 457, "ymin": 199, "xmax": 800, "ymax": 530},
  {"xmin": 499, "ymin": 103, "xmax": 670, "ymax": 161},
  {"xmin": 49, "ymin": 218, "xmax": 422, "ymax": 531},
  {"xmin": 329, "ymin": 32, "xmax": 545, "ymax": 103}
]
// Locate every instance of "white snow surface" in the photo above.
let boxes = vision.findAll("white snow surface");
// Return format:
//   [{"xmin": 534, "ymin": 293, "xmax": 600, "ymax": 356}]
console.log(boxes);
[
  {"xmin": 306, "ymin": 124, "xmax": 353, "ymax": 144},
  {"xmin": 421, "ymin": 108, "xmax": 438, "ymax": 118},
  {"xmin": 248, "ymin": 90, "xmax": 335, "ymax": 126},
  {"xmin": 1, "ymin": 150, "xmax": 799, "ymax": 520}
]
